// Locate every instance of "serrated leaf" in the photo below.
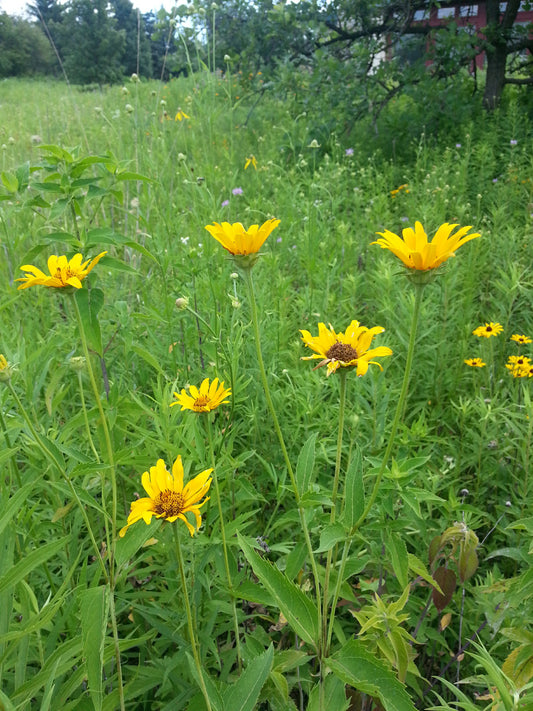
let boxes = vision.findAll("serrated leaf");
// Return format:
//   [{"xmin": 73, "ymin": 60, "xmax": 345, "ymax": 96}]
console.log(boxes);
[
  {"xmin": 238, "ymin": 533, "xmax": 319, "ymax": 649},
  {"xmin": 223, "ymin": 644, "xmax": 274, "ymax": 711},
  {"xmin": 80, "ymin": 585, "xmax": 109, "ymax": 711},
  {"xmin": 295, "ymin": 433, "xmax": 317, "ymax": 496},
  {"xmin": 342, "ymin": 447, "xmax": 364, "ymax": 529},
  {"xmin": 327, "ymin": 639, "xmax": 416, "ymax": 711}
]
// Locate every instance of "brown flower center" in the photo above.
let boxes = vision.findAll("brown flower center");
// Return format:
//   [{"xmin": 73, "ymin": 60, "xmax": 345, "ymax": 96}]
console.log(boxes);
[
  {"xmin": 326, "ymin": 342, "xmax": 358, "ymax": 363},
  {"xmin": 486, "ymin": 326, "xmax": 493, "ymax": 332},
  {"xmin": 154, "ymin": 490, "xmax": 185, "ymax": 517},
  {"xmin": 193, "ymin": 395, "xmax": 210, "ymax": 411}
]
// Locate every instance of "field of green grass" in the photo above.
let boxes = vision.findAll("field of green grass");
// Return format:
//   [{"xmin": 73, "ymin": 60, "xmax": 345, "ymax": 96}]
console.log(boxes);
[{"xmin": 0, "ymin": 73, "xmax": 532, "ymax": 711}]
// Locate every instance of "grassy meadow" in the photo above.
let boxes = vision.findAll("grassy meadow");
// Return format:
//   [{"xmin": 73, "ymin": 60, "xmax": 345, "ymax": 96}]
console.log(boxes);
[{"xmin": 0, "ymin": 73, "xmax": 532, "ymax": 710}]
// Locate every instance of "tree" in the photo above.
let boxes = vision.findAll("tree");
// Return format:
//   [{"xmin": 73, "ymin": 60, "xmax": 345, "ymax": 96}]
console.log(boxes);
[
  {"xmin": 59, "ymin": 0, "xmax": 125, "ymax": 84},
  {"xmin": 0, "ymin": 12, "xmax": 56, "ymax": 77},
  {"xmin": 110, "ymin": 0, "xmax": 153, "ymax": 78}
]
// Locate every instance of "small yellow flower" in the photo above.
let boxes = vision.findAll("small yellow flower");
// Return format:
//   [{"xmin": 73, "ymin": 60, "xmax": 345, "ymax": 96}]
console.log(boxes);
[
  {"xmin": 372, "ymin": 221, "xmax": 480, "ymax": 271},
  {"xmin": 205, "ymin": 219, "xmax": 280, "ymax": 256},
  {"xmin": 119, "ymin": 456, "xmax": 212, "ymax": 538},
  {"xmin": 16, "ymin": 252, "xmax": 107, "ymax": 290},
  {"xmin": 244, "ymin": 155, "xmax": 257, "ymax": 170},
  {"xmin": 464, "ymin": 358, "xmax": 486, "ymax": 368},
  {"xmin": 175, "ymin": 108, "xmax": 190, "ymax": 121},
  {"xmin": 510, "ymin": 334, "xmax": 532, "ymax": 345},
  {"xmin": 0, "ymin": 354, "xmax": 12, "ymax": 382},
  {"xmin": 170, "ymin": 377, "xmax": 231, "ymax": 413},
  {"xmin": 473, "ymin": 322, "xmax": 504, "ymax": 338},
  {"xmin": 300, "ymin": 320, "xmax": 393, "ymax": 377}
]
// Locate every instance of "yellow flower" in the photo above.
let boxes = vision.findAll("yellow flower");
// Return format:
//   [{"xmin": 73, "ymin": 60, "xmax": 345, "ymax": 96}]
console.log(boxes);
[
  {"xmin": 205, "ymin": 219, "xmax": 280, "ymax": 256},
  {"xmin": 511, "ymin": 334, "xmax": 532, "ymax": 345},
  {"xmin": 473, "ymin": 322, "xmax": 504, "ymax": 338},
  {"xmin": 0, "ymin": 354, "xmax": 12, "ymax": 382},
  {"xmin": 16, "ymin": 252, "xmax": 107, "ymax": 290},
  {"xmin": 244, "ymin": 155, "xmax": 257, "ymax": 170},
  {"xmin": 464, "ymin": 358, "xmax": 486, "ymax": 368},
  {"xmin": 119, "ymin": 456, "xmax": 212, "ymax": 538},
  {"xmin": 372, "ymin": 221, "xmax": 480, "ymax": 271},
  {"xmin": 170, "ymin": 377, "xmax": 231, "ymax": 413},
  {"xmin": 175, "ymin": 109, "xmax": 190, "ymax": 121},
  {"xmin": 300, "ymin": 320, "xmax": 393, "ymax": 377}
]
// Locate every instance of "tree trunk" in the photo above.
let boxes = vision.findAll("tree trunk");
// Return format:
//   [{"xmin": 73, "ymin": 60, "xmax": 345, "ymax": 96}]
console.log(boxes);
[
  {"xmin": 482, "ymin": 0, "xmax": 521, "ymax": 110},
  {"xmin": 483, "ymin": 43, "xmax": 508, "ymax": 110}
]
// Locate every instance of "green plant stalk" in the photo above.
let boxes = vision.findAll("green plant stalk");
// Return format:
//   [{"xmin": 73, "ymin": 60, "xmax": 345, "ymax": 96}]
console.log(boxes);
[
  {"xmin": 76, "ymin": 369, "xmax": 101, "ymax": 463},
  {"xmin": 71, "ymin": 295, "xmax": 117, "ymax": 559},
  {"xmin": 0, "ymin": 404, "xmax": 21, "ymax": 487},
  {"xmin": 322, "ymin": 369, "xmax": 347, "ymax": 657},
  {"xmin": 205, "ymin": 415, "xmax": 243, "ymax": 672},
  {"xmin": 173, "ymin": 526, "xmax": 213, "ymax": 711},
  {"xmin": 107, "ymin": 586, "xmax": 126, "ymax": 711},
  {"xmin": 5, "ymin": 380, "xmax": 108, "ymax": 581},
  {"xmin": 326, "ymin": 282, "xmax": 425, "ymax": 651},
  {"xmin": 242, "ymin": 266, "xmax": 324, "ymax": 665}
]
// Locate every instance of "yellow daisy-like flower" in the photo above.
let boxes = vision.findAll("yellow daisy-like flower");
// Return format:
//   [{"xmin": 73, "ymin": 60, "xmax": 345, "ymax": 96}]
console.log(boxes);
[
  {"xmin": 16, "ymin": 252, "xmax": 107, "ymax": 290},
  {"xmin": 244, "ymin": 155, "xmax": 258, "ymax": 170},
  {"xmin": 472, "ymin": 322, "xmax": 504, "ymax": 338},
  {"xmin": 300, "ymin": 320, "xmax": 393, "ymax": 377},
  {"xmin": 170, "ymin": 377, "xmax": 231, "ymax": 413},
  {"xmin": 0, "ymin": 354, "xmax": 12, "ymax": 382},
  {"xmin": 175, "ymin": 108, "xmax": 190, "ymax": 121},
  {"xmin": 464, "ymin": 358, "xmax": 486, "ymax": 368},
  {"xmin": 205, "ymin": 219, "xmax": 280, "ymax": 256},
  {"xmin": 119, "ymin": 456, "xmax": 212, "ymax": 538},
  {"xmin": 511, "ymin": 334, "xmax": 532, "ymax": 345},
  {"xmin": 372, "ymin": 221, "xmax": 480, "ymax": 271}
]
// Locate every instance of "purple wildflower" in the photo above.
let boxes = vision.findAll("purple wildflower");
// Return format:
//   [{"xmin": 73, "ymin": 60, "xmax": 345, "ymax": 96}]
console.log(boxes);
[
  {"xmin": 221, "ymin": 199, "xmax": 229, "ymax": 207},
  {"xmin": 232, "ymin": 187, "xmax": 243, "ymax": 195},
  {"xmin": 345, "ymin": 148, "xmax": 354, "ymax": 156}
]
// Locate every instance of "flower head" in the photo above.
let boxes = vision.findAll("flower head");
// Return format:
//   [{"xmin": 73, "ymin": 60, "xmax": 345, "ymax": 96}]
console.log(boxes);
[
  {"xmin": 244, "ymin": 155, "xmax": 257, "ymax": 170},
  {"xmin": 170, "ymin": 377, "xmax": 231, "ymax": 413},
  {"xmin": 300, "ymin": 320, "xmax": 392, "ymax": 377},
  {"xmin": 205, "ymin": 219, "xmax": 280, "ymax": 257},
  {"xmin": 372, "ymin": 221, "xmax": 480, "ymax": 271},
  {"xmin": 506, "ymin": 355, "xmax": 532, "ymax": 378},
  {"xmin": 175, "ymin": 108, "xmax": 190, "ymax": 121},
  {"xmin": 119, "ymin": 456, "xmax": 212, "ymax": 537},
  {"xmin": 232, "ymin": 187, "xmax": 243, "ymax": 195},
  {"xmin": 17, "ymin": 252, "xmax": 107, "ymax": 290},
  {"xmin": 473, "ymin": 322, "xmax": 503, "ymax": 338},
  {"xmin": 464, "ymin": 358, "xmax": 486, "ymax": 368},
  {"xmin": 511, "ymin": 334, "xmax": 532, "ymax": 345},
  {"xmin": 0, "ymin": 354, "xmax": 13, "ymax": 382}
]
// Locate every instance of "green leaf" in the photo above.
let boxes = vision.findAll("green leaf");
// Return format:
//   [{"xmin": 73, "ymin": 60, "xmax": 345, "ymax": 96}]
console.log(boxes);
[
  {"xmin": 295, "ymin": 433, "xmax": 317, "ymax": 496},
  {"xmin": 385, "ymin": 531, "xmax": 409, "ymax": 589},
  {"xmin": 308, "ymin": 672, "xmax": 350, "ymax": 711},
  {"xmin": 315, "ymin": 523, "xmax": 347, "ymax": 553},
  {"xmin": 80, "ymin": 585, "xmax": 110, "ymax": 711},
  {"xmin": 223, "ymin": 644, "xmax": 274, "ymax": 711},
  {"xmin": 0, "ymin": 537, "xmax": 69, "ymax": 594},
  {"xmin": 39, "ymin": 144, "xmax": 74, "ymax": 162},
  {"xmin": 327, "ymin": 640, "xmax": 416, "ymax": 711},
  {"xmin": 238, "ymin": 533, "xmax": 319, "ymax": 649},
  {"xmin": 0, "ymin": 482, "xmax": 34, "ymax": 537},
  {"xmin": 342, "ymin": 447, "xmax": 364, "ymax": 529},
  {"xmin": 115, "ymin": 170, "xmax": 154, "ymax": 182},
  {"xmin": 408, "ymin": 554, "xmax": 442, "ymax": 593},
  {"xmin": 131, "ymin": 345, "xmax": 168, "ymax": 377},
  {"xmin": 1, "ymin": 171, "xmax": 18, "ymax": 193},
  {"xmin": 0, "ymin": 689, "xmax": 16, "ymax": 710},
  {"xmin": 115, "ymin": 518, "xmax": 163, "ymax": 574},
  {"xmin": 74, "ymin": 287, "xmax": 104, "ymax": 357}
]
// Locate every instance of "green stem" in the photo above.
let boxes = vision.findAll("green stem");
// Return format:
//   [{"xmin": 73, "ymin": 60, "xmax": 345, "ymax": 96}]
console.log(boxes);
[
  {"xmin": 326, "ymin": 283, "xmax": 425, "ymax": 651},
  {"xmin": 205, "ymin": 415, "xmax": 243, "ymax": 671},
  {"xmin": 173, "ymin": 526, "xmax": 213, "ymax": 711},
  {"xmin": 322, "ymin": 370, "xmax": 347, "ymax": 656},
  {"xmin": 71, "ymin": 294, "xmax": 117, "ymax": 558},
  {"xmin": 77, "ymin": 369, "xmax": 101, "ymax": 462},
  {"xmin": 6, "ymin": 380, "xmax": 108, "ymax": 581},
  {"xmin": 0, "ymin": 404, "xmax": 21, "ymax": 487},
  {"xmin": 242, "ymin": 267, "xmax": 323, "ymax": 661},
  {"xmin": 107, "ymin": 586, "xmax": 126, "ymax": 711}
]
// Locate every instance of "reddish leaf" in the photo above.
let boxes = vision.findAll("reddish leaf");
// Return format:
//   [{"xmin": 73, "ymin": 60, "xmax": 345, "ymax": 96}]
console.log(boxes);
[{"xmin": 432, "ymin": 567, "xmax": 457, "ymax": 612}]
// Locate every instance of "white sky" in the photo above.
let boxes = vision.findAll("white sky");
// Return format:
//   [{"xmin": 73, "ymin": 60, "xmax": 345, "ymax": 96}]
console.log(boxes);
[{"xmin": 0, "ymin": 0, "xmax": 177, "ymax": 17}]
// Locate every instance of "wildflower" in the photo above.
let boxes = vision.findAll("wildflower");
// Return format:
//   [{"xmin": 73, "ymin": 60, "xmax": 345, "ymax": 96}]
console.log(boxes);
[
  {"xmin": 372, "ymin": 221, "xmax": 480, "ymax": 271},
  {"xmin": 170, "ymin": 377, "xmax": 231, "ymax": 413},
  {"xmin": 464, "ymin": 358, "xmax": 486, "ymax": 367},
  {"xmin": 300, "ymin": 320, "xmax": 393, "ymax": 377},
  {"xmin": 345, "ymin": 148, "xmax": 354, "ymax": 156},
  {"xmin": 221, "ymin": 199, "xmax": 230, "ymax": 207},
  {"xmin": 390, "ymin": 184, "xmax": 409, "ymax": 198},
  {"xmin": 16, "ymin": 252, "xmax": 107, "ymax": 290},
  {"xmin": 205, "ymin": 218, "xmax": 280, "ymax": 257},
  {"xmin": 510, "ymin": 139, "xmax": 517, "ymax": 146},
  {"xmin": 125, "ymin": 104, "xmax": 134, "ymax": 113},
  {"xmin": 506, "ymin": 355, "xmax": 531, "ymax": 369},
  {"xmin": 472, "ymin": 322, "xmax": 503, "ymax": 338},
  {"xmin": 244, "ymin": 155, "xmax": 257, "ymax": 170},
  {"xmin": 232, "ymin": 187, "xmax": 243, "ymax": 195},
  {"xmin": 308, "ymin": 139, "xmax": 320, "ymax": 148},
  {"xmin": 0, "ymin": 354, "xmax": 13, "ymax": 382},
  {"xmin": 456, "ymin": 143, "xmax": 461, "ymax": 149},
  {"xmin": 175, "ymin": 108, "xmax": 190, "ymax": 121},
  {"xmin": 511, "ymin": 334, "xmax": 532, "ymax": 345},
  {"xmin": 175, "ymin": 297, "xmax": 190, "ymax": 310},
  {"xmin": 119, "ymin": 455, "xmax": 212, "ymax": 537}
]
